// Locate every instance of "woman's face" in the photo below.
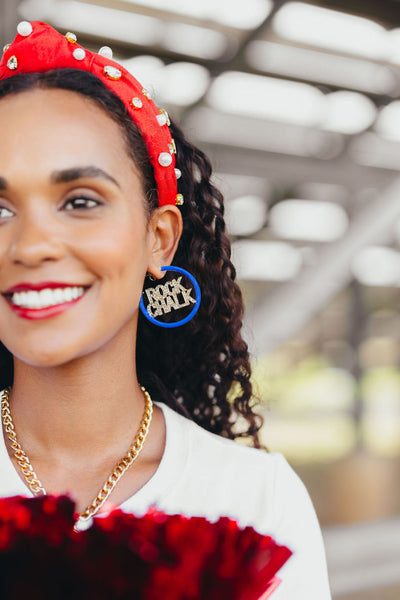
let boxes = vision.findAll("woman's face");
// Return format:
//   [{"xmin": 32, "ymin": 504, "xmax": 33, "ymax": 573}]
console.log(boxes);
[{"xmin": 0, "ymin": 87, "xmax": 174, "ymax": 367}]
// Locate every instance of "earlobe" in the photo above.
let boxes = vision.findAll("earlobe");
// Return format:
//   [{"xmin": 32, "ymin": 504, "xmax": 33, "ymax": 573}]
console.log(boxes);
[{"xmin": 147, "ymin": 206, "xmax": 183, "ymax": 279}]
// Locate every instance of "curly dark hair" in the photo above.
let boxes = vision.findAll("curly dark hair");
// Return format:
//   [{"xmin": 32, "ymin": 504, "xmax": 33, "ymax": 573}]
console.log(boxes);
[{"xmin": 0, "ymin": 69, "xmax": 263, "ymax": 447}]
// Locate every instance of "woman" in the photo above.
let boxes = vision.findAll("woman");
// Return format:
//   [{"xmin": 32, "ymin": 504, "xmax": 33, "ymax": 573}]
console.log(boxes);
[{"xmin": 0, "ymin": 22, "xmax": 331, "ymax": 598}]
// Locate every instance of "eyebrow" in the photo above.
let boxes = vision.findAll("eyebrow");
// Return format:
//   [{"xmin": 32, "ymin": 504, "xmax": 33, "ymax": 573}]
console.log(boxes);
[
  {"xmin": 0, "ymin": 167, "xmax": 120, "ymax": 191},
  {"xmin": 50, "ymin": 166, "xmax": 120, "ymax": 188}
]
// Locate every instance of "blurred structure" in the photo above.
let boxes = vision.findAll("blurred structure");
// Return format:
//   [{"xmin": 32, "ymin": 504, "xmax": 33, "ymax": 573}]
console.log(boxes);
[{"xmin": 2, "ymin": 0, "xmax": 400, "ymax": 597}]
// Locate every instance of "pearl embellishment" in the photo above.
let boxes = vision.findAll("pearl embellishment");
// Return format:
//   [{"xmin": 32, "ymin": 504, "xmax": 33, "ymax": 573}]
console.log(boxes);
[
  {"xmin": 175, "ymin": 168, "xmax": 182, "ymax": 179},
  {"xmin": 142, "ymin": 88, "xmax": 152, "ymax": 100},
  {"xmin": 99, "ymin": 46, "xmax": 113, "ymax": 59},
  {"xmin": 73, "ymin": 48, "xmax": 86, "ymax": 61},
  {"xmin": 17, "ymin": 21, "xmax": 33, "ymax": 37},
  {"xmin": 158, "ymin": 152, "xmax": 173, "ymax": 167}
]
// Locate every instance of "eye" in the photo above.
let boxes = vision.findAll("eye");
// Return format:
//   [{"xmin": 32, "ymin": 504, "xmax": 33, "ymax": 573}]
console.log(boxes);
[
  {"xmin": 0, "ymin": 206, "xmax": 14, "ymax": 220},
  {"xmin": 63, "ymin": 196, "xmax": 101, "ymax": 211}
]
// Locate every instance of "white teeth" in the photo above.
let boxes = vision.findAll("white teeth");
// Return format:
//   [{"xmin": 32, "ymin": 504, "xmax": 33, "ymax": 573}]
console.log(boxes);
[
  {"xmin": 53, "ymin": 288, "xmax": 64, "ymax": 304},
  {"xmin": 10, "ymin": 287, "xmax": 85, "ymax": 309},
  {"xmin": 39, "ymin": 289, "xmax": 52, "ymax": 306},
  {"xmin": 27, "ymin": 291, "xmax": 39, "ymax": 309}
]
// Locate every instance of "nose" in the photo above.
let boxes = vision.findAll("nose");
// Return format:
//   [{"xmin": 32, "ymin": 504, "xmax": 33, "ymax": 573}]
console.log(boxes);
[{"xmin": 8, "ymin": 213, "xmax": 64, "ymax": 267}]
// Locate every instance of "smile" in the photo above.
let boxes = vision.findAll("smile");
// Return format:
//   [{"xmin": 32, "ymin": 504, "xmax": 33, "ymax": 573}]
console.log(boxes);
[
  {"xmin": 1, "ymin": 283, "xmax": 90, "ymax": 320},
  {"xmin": 9, "ymin": 286, "xmax": 86, "ymax": 309}
]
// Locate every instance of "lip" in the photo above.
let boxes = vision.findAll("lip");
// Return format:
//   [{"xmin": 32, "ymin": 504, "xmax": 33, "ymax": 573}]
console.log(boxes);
[
  {"xmin": 1, "ymin": 282, "xmax": 91, "ymax": 321},
  {"xmin": 6, "ymin": 296, "xmax": 87, "ymax": 320},
  {"xmin": 2, "ymin": 281, "xmax": 88, "ymax": 294}
]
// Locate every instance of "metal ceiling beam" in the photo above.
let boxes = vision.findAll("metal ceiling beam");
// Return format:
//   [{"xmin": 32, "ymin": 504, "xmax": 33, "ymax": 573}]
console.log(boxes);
[
  {"xmin": 319, "ymin": 0, "xmax": 400, "ymax": 24},
  {"xmin": 181, "ymin": 0, "xmax": 290, "ymax": 122},
  {"xmin": 244, "ymin": 176, "xmax": 400, "ymax": 356},
  {"xmin": 202, "ymin": 142, "xmax": 395, "ymax": 190},
  {"xmin": 219, "ymin": 0, "xmax": 290, "ymax": 73}
]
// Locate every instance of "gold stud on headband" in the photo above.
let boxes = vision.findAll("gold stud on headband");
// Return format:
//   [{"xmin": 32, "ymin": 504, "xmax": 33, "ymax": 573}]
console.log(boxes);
[
  {"xmin": 103, "ymin": 65, "xmax": 122, "ymax": 81},
  {"xmin": 157, "ymin": 109, "xmax": 170, "ymax": 127},
  {"xmin": 175, "ymin": 194, "xmax": 184, "ymax": 206},
  {"xmin": 142, "ymin": 88, "xmax": 152, "ymax": 100},
  {"xmin": 168, "ymin": 139, "xmax": 176, "ymax": 155},
  {"xmin": 6, "ymin": 56, "xmax": 17, "ymax": 70},
  {"xmin": 65, "ymin": 32, "xmax": 77, "ymax": 43},
  {"xmin": 2, "ymin": 44, "xmax": 11, "ymax": 54},
  {"xmin": 131, "ymin": 97, "xmax": 143, "ymax": 109}
]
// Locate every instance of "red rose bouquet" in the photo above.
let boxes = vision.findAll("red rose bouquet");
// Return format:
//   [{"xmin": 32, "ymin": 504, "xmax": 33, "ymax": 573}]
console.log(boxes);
[{"xmin": 0, "ymin": 495, "xmax": 292, "ymax": 599}]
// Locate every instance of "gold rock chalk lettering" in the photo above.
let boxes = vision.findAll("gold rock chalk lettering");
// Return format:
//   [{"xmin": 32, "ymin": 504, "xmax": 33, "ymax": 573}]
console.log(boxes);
[{"xmin": 144, "ymin": 277, "xmax": 196, "ymax": 318}]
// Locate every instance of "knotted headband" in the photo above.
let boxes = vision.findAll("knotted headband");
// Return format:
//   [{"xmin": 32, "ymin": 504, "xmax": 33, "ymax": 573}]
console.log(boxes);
[{"xmin": 0, "ymin": 21, "xmax": 180, "ymax": 207}]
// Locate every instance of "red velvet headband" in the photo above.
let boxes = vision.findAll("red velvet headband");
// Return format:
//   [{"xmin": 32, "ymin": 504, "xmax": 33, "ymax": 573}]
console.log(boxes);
[{"xmin": 0, "ymin": 21, "xmax": 180, "ymax": 207}]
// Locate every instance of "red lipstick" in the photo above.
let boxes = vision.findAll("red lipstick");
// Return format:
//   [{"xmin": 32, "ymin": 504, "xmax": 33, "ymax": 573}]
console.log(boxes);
[
  {"xmin": 2, "ymin": 282, "xmax": 89, "ymax": 320},
  {"xmin": 3, "ymin": 282, "xmax": 84, "ymax": 294},
  {"xmin": 7, "ymin": 297, "xmax": 86, "ymax": 320}
]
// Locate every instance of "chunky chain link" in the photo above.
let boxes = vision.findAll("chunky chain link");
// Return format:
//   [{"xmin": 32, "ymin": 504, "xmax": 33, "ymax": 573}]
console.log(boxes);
[
  {"xmin": 0, "ymin": 386, "xmax": 153, "ymax": 526},
  {"xmin": 1, "ymin": 391, "xmax": 45, "ymax": 494},
  {"xmin": 78, "ymin": 388, "xmax": 153, "ymax": 522}
]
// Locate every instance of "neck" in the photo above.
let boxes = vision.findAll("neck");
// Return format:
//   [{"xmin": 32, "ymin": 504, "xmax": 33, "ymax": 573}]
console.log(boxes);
[{"xmin": 7, "ymin": 334, "xmax": 146, "ymax": 463}]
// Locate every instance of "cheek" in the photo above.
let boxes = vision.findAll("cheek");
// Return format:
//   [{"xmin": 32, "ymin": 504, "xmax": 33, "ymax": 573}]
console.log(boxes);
[
  {"xmin": 0, "ymin": 227, "xmax": 16, "ymax": 264},
  {"xmin": 70, "ymin": 218, "xmax": 149, "ymax": 285}
]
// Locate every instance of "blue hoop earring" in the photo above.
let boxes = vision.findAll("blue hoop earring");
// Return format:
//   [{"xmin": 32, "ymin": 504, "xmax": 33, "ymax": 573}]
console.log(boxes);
[{"xmin": 139, "ymin": 266, "xmax": 201, "ymax": 328}]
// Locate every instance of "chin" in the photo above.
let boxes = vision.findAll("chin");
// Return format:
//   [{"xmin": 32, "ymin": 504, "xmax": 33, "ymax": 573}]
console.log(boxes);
[
  {"xmin": 6, "ymin": 335, "xmax": 90, "ymax": 369},
  {"xmin": 13, "ymin": 348, "xmax": 77, "ymax": 369}
]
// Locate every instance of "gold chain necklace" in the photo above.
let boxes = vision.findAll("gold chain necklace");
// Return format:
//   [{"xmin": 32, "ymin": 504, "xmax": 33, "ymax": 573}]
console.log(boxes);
[{"xmin": 0, "ymin": 386, "xmax": 153, "ymax": 529}]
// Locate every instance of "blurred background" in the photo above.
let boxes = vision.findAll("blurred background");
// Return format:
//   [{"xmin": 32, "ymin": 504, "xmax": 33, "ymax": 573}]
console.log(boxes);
[{"xmin": 2, "ymin": 0, "xmax": 400, "ymax": 596}]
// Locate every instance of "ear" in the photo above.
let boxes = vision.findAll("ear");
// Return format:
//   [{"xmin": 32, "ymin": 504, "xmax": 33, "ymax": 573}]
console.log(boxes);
[{"xmin": 147, "ymin": 205, "xmax": 183, "ymax": 278}]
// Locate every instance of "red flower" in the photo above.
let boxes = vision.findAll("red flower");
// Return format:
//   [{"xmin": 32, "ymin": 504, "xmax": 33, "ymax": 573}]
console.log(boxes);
[{"xmin": 0, "ymin": 495, "xmax": 292, "ymax": 599}]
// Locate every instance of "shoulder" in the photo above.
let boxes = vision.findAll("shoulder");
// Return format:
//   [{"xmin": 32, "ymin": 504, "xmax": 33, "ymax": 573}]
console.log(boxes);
[
  {"xmin": 152, "ymin": 404, "xmax": 332, "ymax": 598},
  {"xmin": 159, "ymin": 403, "xmax": 312, "ymax": 532},
  {"xmin": 161, "ymin": 400, "xmax": 280, "ymax": 474},
  {"xmin": 157, "ymin": 404, "xmax": 332, "ymax": 598}
]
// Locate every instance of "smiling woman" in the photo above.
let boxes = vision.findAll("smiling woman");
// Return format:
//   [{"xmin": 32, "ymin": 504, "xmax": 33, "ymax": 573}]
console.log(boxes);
[
  {"xmin": 0, "ymin": 87, "xmax": 161, "ymax": 365},
  {"xmin": 0, "ymin": 21, "xmax": 331, "ymax": 599}
]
